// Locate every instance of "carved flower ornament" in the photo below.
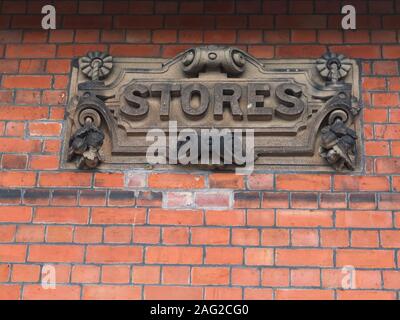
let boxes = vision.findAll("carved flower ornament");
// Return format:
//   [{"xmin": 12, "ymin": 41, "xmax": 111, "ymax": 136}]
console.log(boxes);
[
  {"xmin": 80, "ymin": 51, "xmax": 113, "ymax": 81},
  {"xmin": 316, "ymin": 52, "xmax": 352, "ymax": 83}
]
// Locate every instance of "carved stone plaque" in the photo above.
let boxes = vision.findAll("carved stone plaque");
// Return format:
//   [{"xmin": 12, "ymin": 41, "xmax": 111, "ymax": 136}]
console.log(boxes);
[{"xmin": 64, "ymin": 46, "xmax": 362, "ymax": 172}]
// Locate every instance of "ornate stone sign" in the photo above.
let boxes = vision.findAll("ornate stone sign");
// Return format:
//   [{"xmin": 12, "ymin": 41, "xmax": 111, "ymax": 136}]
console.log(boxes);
[{"xmin": 64, "ymin": 46, "xmax": 362, "ymax": 172}]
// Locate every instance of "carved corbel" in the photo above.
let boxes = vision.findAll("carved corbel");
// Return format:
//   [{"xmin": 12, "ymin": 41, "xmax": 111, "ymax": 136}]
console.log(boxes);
[
  {"xmin": 68, "ymin": 104, "xmax": 105, "ymax": 169},
  {"xmin": 67, "ymin": 51, "xmax": 114, "ymax": 169},
  {"xmin": 319, "ymin": 110, "xmax": 357, "ymax": 171}
]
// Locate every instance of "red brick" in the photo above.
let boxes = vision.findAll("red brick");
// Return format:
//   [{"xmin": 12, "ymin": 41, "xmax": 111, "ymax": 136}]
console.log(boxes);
[
  {"xmin": 179, "ymin": 30, "xmax": 203, "ymax": 43},
  {"xmin": 28, "ymin": 245, "xmax": 84, "ymax": 263},
  {"xmin": 291, "ymin": 269, "xmax": 320, "ymax": 287},
  {"xmin": 376, "ymin": 159, "xmax": 400, "ymax": 174},
  {"xmin": 232, "ymin": 228, "xmax": 259, "ymax": 246},
  {"xmin": 165, "ymin": 15, "xmax": 214, "ymax": 29},
  {"xmin": 291, "ymin": 30, "xmax": 316, "ymax": 43},
  {"xmin": 192, "ymin": 267, "xmax": 229, "ymax": 285},
  {"xmin": 144, "ymin": 286, "xmax": 202, "ymax": 300},
  {"xmin": 196, "ymin": 191, "xmax": 231, "ymax": 208},
  {"xmin": 6, "ymin": 44, "xmax": 55, "ymax": 58},
  {"xmin": 374, "ymin": 61, "xmax": 399, "ymax": 75},
  {"xmin": 205, "ymin": 287, "xmax": 242, "ymax": 300},
  {"xmin": 245, "ymin": 248, "xmax": 273, "ymax": 266},
  {"xmin": 102, "ymin": 265, "xmax": 130, "ymax": 284},
  {"xmin": 162, "ymin": 266, "xmax": 190, "ymax": 285},
  {"xmin": 0, "ymin": 172, "xmax": 36, "ymax": 187},
  {"xmin": 381, "ymin": 231, "xmax": 400, "ymax": 248},
  {"xmin": 83, "ymin": 285, "xmax": 141, "ymax": 300},
  {"xmin": 383, "ymin": 45, "xmax": 400, "ymax": 58},
  {"xmin": 276, "ymin": 249, "xmax": 333, "ymax": 267},
  {"xmin": 264, "ymin": 30, "xmax": 290, "ymax": 43},
  {"xmin": 244, "ymin": 288, "xmax": 273, "ymax": 300},
  {"xmin": 0, "ymin": 225, "xmax": 16, "ymax": 242},
  {"xmin": 57, "ymin": 44, "xmax": 107, "ymax": 58},
  {"xmin": 104, "ymin": 226, "xmax": 131, "ymax": 243},
  {"xmin": 91, "ymin": 207, "xmax": 145, "ymax": 225},
  {"xmin": 365, "ymin": 141, "xmax": 390, "ymax": 156},
  {"xmin": 276, "ymin": 289, "xmax": 334, "ymax": 300},
  {"xmin": 0, "ymin": 206, "xmax": 32, "ymax": 223},
  {"xmin": 148, "ymin": 209, "xmax": 202, "ymax": 226},
  {"xmin": 0, "ymin": 264, "xmax": 10, "ymax": 282},
  {"xmin": 262, "ymin": 192, "xmax": 289, "ymax": 208},
  {"xmin": 3, "ymin": 75, "xmax": 52, "ymax": 89},
  {"xmin": 320, "ymin": 230, "xmax": 349, "ymax": 247},
  {"xmin": 337, "ymin": 290, "xmax": 396, "ymax": 300},
  {"xmin": 351, "ymin": 230, "xmax": 379, "ymax": 247},
  {"xmin": 262, "ymin": 229, "xmax": 290, "ymax": 246},
  {"xmin": 86, "ymin": 246, "xmax": 142, "ymax": 264},
  {"xmin": 16, "ymin": 225, "xmax": 44, "ymax": 242},
  {"xmin": 74, "ymin": 226, "xmax": 102, "ymax": 244},
  {"xmin": 2, "ymin": 154, "xmax": 27, "ymax": 169},
  {"xmin": 35, "ymin": 207, "xmax": 89, "ymax": 224},
  {"xmin": 276, "ymin": 174, "xmax": 331, "ymax": 191},
  {"xmin": 205, "ymin": 247, "xmax": 243, "ymax": 265},
  {"xmin": 132, "ymin": 226, "xmax": 160, "ymax": 244},
  {"xmin": 291, "ymin": 229, "xmax": 319, "ymax": 247},
  {"xmin": 114, "ymin": 15, "xmax": 162, "ymax": 29},
  {"xmin": 71, "ymin": 265, "xmax": 100, "ymax": 283},
  {"xmin": 180, "ymin": 1, "xmax": 204, "ymax": 13},
  {"xmin": 0, "ymin": 245, "xmax": 26, "ymax": 262},
  {"xmin": 232, "ymin": 267, "xmax": 260, "ymax": 286},
  {"xmin": 276, "ymin": 15, "xmax": 326, "ymax": 29},
  {"xmin": 372, "ymin": 93, "xmax": 399, "ymax": 107},
  {"xmin": 49, "ymin": 30, "xmax": 74, "ymax": 43},
  {"xmin": 204, "ymin": 30, "xmax": 236, "ymax": 44},
  {"xmin": 148, "ymin": 173, "xmax": 205, "ymax": 189},
  {"xmin": 291, "ymin": 192, "xmax": 318, "ymax": 209},
  {"xmin": 329, "ymin": 45, "xmax": 381, "ymax": 59},
  {"xmin": 162, "ymin": 227, "xmax": 189, "ymax": 245},
  {"xmin": 209, "ymin": 173, "xmax": 244, "ymax": 189},
  {"xmin": 206, "ymin": 210, "xmax": 245, "ymax": 226},
  {"xmin": 46, "ymin": 226, "xmax": 74, "ymax": 243},
  {"xmin": 30, "ymin": 155, "xmax": 59, "ymax": 170},
  {"xmin": 276, "ymin": 209, "xmax": 333, "ymax": 227},
  {"xmin": 146, "ymin": 246, "xmax": 202, "ymax": 264},
  {"xmin": 336, "ymin": 210, "xmax": 392, "ymax": 228},
  {"xmin": 375, "ymin": 124, "xmax": 400, "ymax": 139},
  {"xmin": 132, "ymin": 266, "xmax": 160, "ymax": 284},
  {"xmin": 19, "ymin": 59, "xmax": 45, "ymax": 73},
  {"xmin": 383, "ymin": 271, "xmax": 400, "ymax": 289},
  {"xmin": 39, "ymin": 172, "xmax": 92, "ymax": 187},
  {"xmin": 153, "ymin": 30, "xmax": 177, "ymax": 43},
  {"xmin": 92, "ymin": 172, "xmax": 123, "ymax": 188},
  {"xmin": 126, "ymin": 30, "xmax": 151, "ymax": 43},
  {"xmin": 247, "ymin": 209, "xmax": 274, "ymax": 226},
  {"xmin": 337, "ymin": 249, "xmax": 395, "ymax": 268},
  {"xmin": 23, "ymin": 285, "xmax": 81, "ymax": 300},
  {"xmin": 191, "ymin": 227, "xmax": 230, "ymax": 245},
  {"xmin": 0, "ymin": 138, "xmax": 41, "ymax": 152}
]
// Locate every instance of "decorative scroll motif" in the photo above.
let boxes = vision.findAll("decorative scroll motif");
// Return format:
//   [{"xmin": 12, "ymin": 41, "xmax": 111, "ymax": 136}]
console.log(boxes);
[
  {"xmin": 67, "ymin": 112, "xmax": 105, "ymax": 169},
  {"xmin": 64, "ymin": 47, "xmax": 362, "ymax": 172}
]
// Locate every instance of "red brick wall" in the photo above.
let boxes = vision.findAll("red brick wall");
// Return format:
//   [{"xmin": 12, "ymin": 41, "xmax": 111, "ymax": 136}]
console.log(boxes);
[{"xmin": 0, "ymin": 0, "xmax": 399, "ymax": 300}]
